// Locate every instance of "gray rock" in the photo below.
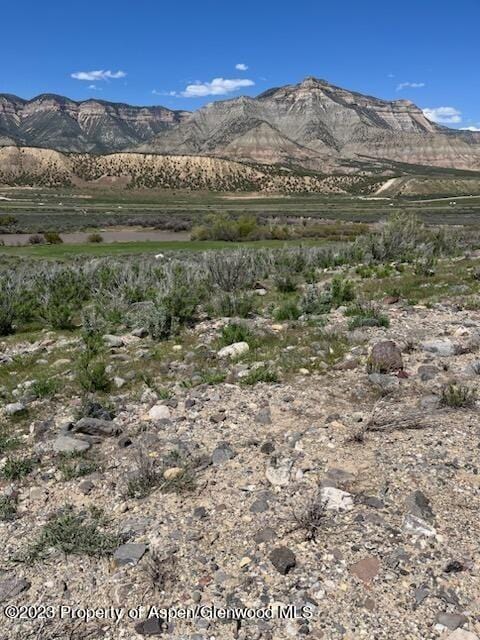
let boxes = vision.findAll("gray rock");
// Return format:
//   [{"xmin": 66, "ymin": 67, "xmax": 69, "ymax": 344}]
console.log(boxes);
[
  {"xmin": 417, "ymin": 365, "xmax": 440, "ymax": 381},
  {"xmin": 4, "ymin": 402, "xmax": 26, "ymax": 416},
  {"xmin": 113, "ymin": 543, "xmax": 148, "ymax": 567},
  {"xmin": 265, "ymin": 460, "xmax": 292, "ymax": 486},
  {"xmin": 421, "ymin": 339, "xmax": 456, "ymax": 357},
  {"xmin": 254, "ymin": 527, "xmax": 277, "ymax": 544},
  {"xmin": 52, "ymin": 435, "xmax": 91, "ymax": 454},
  {"xmin": 255, "ymin": 407, "xmax": 272, "ymax": 425},
  {"xmin": 72, "ymin": 417, "xmax": 121, "ymax": 437},
  {"xmin": 269, "ymin": 546, "xmax": 296, "ymax": 575},
  {"xmin": 212, "ymin": 443, "xmax": 234, "ymax": 465},
  {"xmin": 250, "ymin": 498, "xmax": 269, "ymax": 513},
  {"xmin": 103, "ymin": 334, "xmax": 124, "ymax": 348},
  {"xmin": 131, "ymin": 327, "xmax": 148, "ymax": 338},
  {"xmin": 368, "ymin": 373, "xmax": 400, "ymax": 393},
  {"xmin": 78, "ymin": 480, "xmax": 94, "ymax": 495},
  {"xmin": 0, "ymin": 576, "xmax": 31, "ymax": 602},
  {"xmin": 134, "ymin": 618, "xmax": 168, "ymax": 636},
  {"xmin": 436, "ymin": 613, "xmax": 468, "ymax": 631},
  {"xmin": 368, "ymin": 341, "xmax": 403, "ymax": 373},
  {"xmin": 446, "ymin": 631, "xmax": 479, "ymax": 640},
  {"xmin": 217, "ymin": 341, "xmax": 250, "ymax": 359},
  {"xmin": 405, "ymin": 490, "xmax": 434, "ymax": 522}
]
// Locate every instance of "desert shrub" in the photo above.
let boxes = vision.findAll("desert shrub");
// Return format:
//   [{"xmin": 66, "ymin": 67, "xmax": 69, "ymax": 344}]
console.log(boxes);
[
  {"xmin": 241, "ymin": 366, "xmax": 278, "ymax": 385},
  {"xmin": 274, "ymin": 299, "xmax": 301, "ymax": 321},
  {"xmin": 192, "ymin": 212, "xmax": 259, "ymax": 241},
  {"xmin": 274, "ymin": 272, "xmax": 297, "ymax": 293},
  {"xmin": 43, "ymin": 231, "xmax": 63, "ymax": 244},
  {"xmin": 87, "ymin": 233, "xmax": 103, "ymax": 243},
  {"xmin": 127, "ymin": 449, "xmax": 196, "ymax": 498},
  {"xmin": 219, "ymin": 322, "xmax": 255, "ymax": 346},
  {"xmin": 28, "ymin": 234, "xmax": 45, "ymax": 245},
  {"xmin": 440, "ymin": 383, "xmax": 477, "ymax": 408},
  {"xmin": 39, "ymin": 268, "xmax": 89, "ymax": 329},
  {"xmin": 300, "ymin": 285, "xmax": 323, "ymax": 315},
  {"xmin": 346, "ymin": 301, "xmax": 390, "ymax": 329},
  {"xmin": 0, "ymin": 275, "xmax": 17, "ymax": 335},
  {"xmin": 77, "ymin": 353, "xmax": 110, "ymax": 393},
  {"xmin": 291, "ymin": 491, "xmax": 327, "ymax": 542},
  {"xmin": 208, "ymin": 291, "xmax": 257, "ymax": 318},
  {"xmin": 203, "ymin": 250, "xmax": 260, "ymax": 291},
  {"xmin": 414, "ymin": 254, "xmax": 437, "ymax": 276}
]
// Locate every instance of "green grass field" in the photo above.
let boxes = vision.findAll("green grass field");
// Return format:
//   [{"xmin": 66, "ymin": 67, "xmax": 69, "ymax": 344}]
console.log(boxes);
[{"xmin": 0, "ymin": 237, "xmax": 331, "ymax": 258}]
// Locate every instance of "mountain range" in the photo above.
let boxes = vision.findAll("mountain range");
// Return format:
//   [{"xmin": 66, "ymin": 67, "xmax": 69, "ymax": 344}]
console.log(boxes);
[{"xmin": 1, "ymin": 78, "xmax": 480, "ymax": 174}]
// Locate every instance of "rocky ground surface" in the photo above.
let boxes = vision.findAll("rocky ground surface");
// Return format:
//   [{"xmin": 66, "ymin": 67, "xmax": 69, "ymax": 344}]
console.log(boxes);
[{"xmin": 1, "ymin": 289, "xmax": 480, "ymax": 640}]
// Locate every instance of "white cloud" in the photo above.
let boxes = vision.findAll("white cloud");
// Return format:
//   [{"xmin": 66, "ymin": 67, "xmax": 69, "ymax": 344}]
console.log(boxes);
[
  {"xmin": 88, "ymin": 84, "xmax": 102, "ymax": 91},
  {"xmin": 396, "ymin": 81, "xmax": 425, "ymax": 91},
  {"xmin": 423, "ymin": 106, "xmax": 462, "ymax": 124},
  {"xmin": 178, "ymin": 77, "xmax": 254, "ymax": 98},
  {"xmin": 460, "ymin": 126, "xmax": 480, "ymax": 132},
  {"xmin": 152, "ymin": 89, "xmax": 177, "ymax": 97},
  {"xmin": 71, "ymin": 70, "xmax": 126, "ymax": 81},
  {"xmin": 235, "ymin": 63, "xmax": 248, "ymax": 71}
]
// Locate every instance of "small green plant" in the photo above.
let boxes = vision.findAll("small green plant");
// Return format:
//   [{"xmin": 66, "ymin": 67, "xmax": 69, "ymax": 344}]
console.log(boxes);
[
  {"xmin": 219, "ymin": 322, "xmax": 255, "ymax": 346},
  {"xmin": 0, "ymin": 428, "xmax": 19, "ymax": 455},
  {"xmin": 19, "ymin": 505, "xmax": 119, "ymax": 562},
  {"xmin": 77, "ymin": 353, "xmax": 111, "ymax": 393},
  {"xmin": 32, "ymin": 377, "xmax": 60, "ymax": 398},
  {"xmin": 274, "ymin": 300, "xmax": 301, "ymax": 321},
  {"xmin": 3, "ymin": 457, "xmax": 34, "ymax": 481},
  {"xmin": 241, "ymin": 367, "xmax": 279, "ymax": 385},
  {"xmin": 440, "ymin": 383, "xmax": 477, "ymax": 408},
  {"xmin": 346, "ymin": 301, "xmax": 390, "ymax": 330},
  {"xmin": 0, "ymin": 496, "xmax": 17, "ymax": 521},
  {"xmin": 58, "ymin": 452, "xmax": 99, "ymax": 481},
  {"xmin": 200, "ymin": 370, "xmax": 227, "ymax": 385},
  {"xmin": 127, "ymin": 450, "xmax": 197, "ymax": 499}
]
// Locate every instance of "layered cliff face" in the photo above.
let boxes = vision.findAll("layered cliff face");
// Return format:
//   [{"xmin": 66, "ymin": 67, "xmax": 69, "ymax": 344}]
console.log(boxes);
[
  {"xmin": 0, "ymin": 94, "xmax": 188, "ymax": 152},
  {"xmin": 1, "ymin": 79, "xmax": 479, "ymax": 172},
  {"xmin": 138, "ymin": 77, "xmax": 480, "ymax": 172},
  {"xmin": 0, "ymin": 146, "xmax": 384, "ymax": 193}
]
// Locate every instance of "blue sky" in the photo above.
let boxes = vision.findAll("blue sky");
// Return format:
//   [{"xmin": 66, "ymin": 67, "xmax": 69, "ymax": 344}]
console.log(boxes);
[{"xmin": 1, "ymin": 0, "xmax": 479, "ymax": 129}]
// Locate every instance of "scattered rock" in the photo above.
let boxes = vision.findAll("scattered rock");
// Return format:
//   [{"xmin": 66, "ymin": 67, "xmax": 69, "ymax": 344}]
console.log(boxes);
[
  {"xmin": 72, "ymin": 417, "xmax": 121, "ymax": 437},
  {"xmin": 113, "ymin": 543, "xmax": 148, "ymax": 567},
  {"xmin": 4, "ymin": 402, "xmax": 26, "ymax": 416},
  {"xmin": 211, "ymin": 442, "xmax": 234, "ymax": 465},
  {"xmin": 446, "ymin": 631, "xmax": 479, "ymax": 640},
  {"xmin": 148, "ymin": 404, "xmax": 171, "ymax": 421},
  {"xmin": 436, "ymin": 613, "xmax": 468, "ymax": 631},
  {"xmin": 52, "ymin": 435, "xmax": 91, "ymax": 454},
  {"xmin": 405, "ymin": 490, "xmax": 434, "ymax": 522},
  {"xmin": 217, "ymin": 342, "xmax": 250, "ymax": 359},
  {"xmin": 103, "ymin": 334, "xmax": 124, "ymax": 348},
  {"xmin": 163, "ymin": 467, "xmax": 184, "ymax": 481},
  {"xmin": 321, "ymin": 486, "xmax": 354, "ymax": 511},
  {"xmin": 269, "ymin": 547, "xmax": 296, "ymax": 575},
  {"xmin": 368, "ymin": 341, "xmax": 403, "ymax": 373},
  {"xmin": 421, "ymin": 339, "xmax": 456, "ymax": 357},
  {"xmin": 266, "ymin": 460, "xmax": 292, "ymax": 486},
  {"xmin": 0, "ymin": 576, "xmax": 31, "ymax": 602},
  {"xmin": 349, "ymin": 556, "xmax": 381, "ymax": 585}
]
